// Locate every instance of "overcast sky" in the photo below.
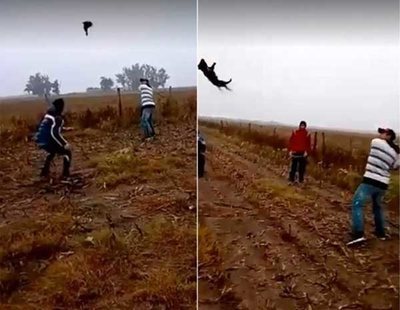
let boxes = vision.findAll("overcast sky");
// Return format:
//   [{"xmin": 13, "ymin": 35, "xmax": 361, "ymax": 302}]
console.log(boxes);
[
  {"xmin": 198, "ymin": 0, "xmax": 399, "ymax": 132},
  {"xmin": 0, "ymin": 0, "xmax": 196, "ymax": 96}
]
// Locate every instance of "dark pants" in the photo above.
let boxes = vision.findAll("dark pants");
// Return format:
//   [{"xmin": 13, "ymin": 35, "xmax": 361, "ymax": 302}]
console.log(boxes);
[
  {"xmin": 141, "ymin": 106, "xmax": 155, "ymax": 138},
  {"xmin": 41, "ymin": 143, "xmax": 72, "ymax": 177},
  {"xmin": 289, "ymin": 153, "xmax": 307, "ymax": 182},
  {"xmin": 198, "ymin": 153, "xmax": 205, "ymax": 178}
]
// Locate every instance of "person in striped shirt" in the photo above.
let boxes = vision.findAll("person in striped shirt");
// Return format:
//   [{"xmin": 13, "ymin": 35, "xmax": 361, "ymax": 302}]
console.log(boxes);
[
  {"xmin": 347, "ymin": 128, "xmax": 399, "ymax": 246},
  {"xmin": 138, "ymin": 78, "xmax": 156, "ymax": 140}
]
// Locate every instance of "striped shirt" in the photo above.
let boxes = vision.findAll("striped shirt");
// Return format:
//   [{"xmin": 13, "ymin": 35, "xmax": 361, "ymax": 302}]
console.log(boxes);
[
  {"xmin": 138, "ymin": 84, "xmax": 155, "ymax": 107},
  {"xmin": 363, "ymin": 138, "xmax": 399, "ymax": 185}
]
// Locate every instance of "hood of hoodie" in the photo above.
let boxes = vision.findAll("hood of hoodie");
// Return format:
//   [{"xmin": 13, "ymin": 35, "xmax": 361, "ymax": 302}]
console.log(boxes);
[
  {"xmin": 47, "ymin": 98, "xmax": 64, "ymax": 116},
  {"xmin": 296, "ymin": 128, "xmax": 308, "ymax": 135}
]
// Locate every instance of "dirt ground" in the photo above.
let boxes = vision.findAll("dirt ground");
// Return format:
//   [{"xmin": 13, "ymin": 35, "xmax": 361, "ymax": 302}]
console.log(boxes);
[
  {"xmin": 199, "ymin": 126, "xmax": 399, "ymax": 310},
  {"xmin": 0, "ymin": 120, "xmax": 196, "ymax": 309}
]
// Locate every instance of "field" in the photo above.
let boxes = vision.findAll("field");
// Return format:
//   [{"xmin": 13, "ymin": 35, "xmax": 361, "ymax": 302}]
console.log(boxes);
[
  {"xmin": 0, "ymin": 89, "xmax": 196, "ymax": 309},
  {"xmin": 199, "ymin": 118, "xmax": 399, "ymax": 310}
]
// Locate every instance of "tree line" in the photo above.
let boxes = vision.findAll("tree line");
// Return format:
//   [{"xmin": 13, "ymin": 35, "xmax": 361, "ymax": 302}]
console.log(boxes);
[{"xmin": 24, "ymin": 63, "xmax": 170, "ymax": 96}]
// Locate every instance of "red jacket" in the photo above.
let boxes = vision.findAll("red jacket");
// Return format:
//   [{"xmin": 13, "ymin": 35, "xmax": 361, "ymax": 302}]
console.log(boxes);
[{"xmin": 289, "ymin": 129, "xmax": 311, "ymax": 153}]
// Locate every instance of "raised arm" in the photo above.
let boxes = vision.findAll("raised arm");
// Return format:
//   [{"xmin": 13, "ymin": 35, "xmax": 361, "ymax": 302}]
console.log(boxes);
[
  {"xmin": 44, "ymin": 94, "xmax": 52, "ymax": 107},
  {"xmin": 393, "ymin": 155, "xmax": 400, "ymax": 170}
]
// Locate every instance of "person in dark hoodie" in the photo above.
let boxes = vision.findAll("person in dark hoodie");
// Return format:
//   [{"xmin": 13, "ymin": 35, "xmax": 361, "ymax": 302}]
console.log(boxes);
[
  {"xmin": 34, "ymin": 98, "xmax": 71, "ymax": 178},
  {"xmin": 288, "ymin": 121, "xmax": 311, "ymax": 184},
  {"xmin": 198, "ymin": 133, "xmax": 206, "ymax": 178}
]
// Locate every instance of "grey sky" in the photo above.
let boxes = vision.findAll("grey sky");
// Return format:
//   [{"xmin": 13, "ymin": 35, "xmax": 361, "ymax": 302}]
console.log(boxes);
[
  {"xmin": 0, "ymin": 0, "xmax": 196, "ymax": 96},
  {"xmin": 198, "ymin": 0, "xmax": 399, "ymax": 132}
]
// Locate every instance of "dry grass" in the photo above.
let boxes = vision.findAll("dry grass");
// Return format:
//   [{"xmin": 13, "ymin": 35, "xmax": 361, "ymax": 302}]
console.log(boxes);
[
  {"xmin": 198, "ymin": 226, "xmax": 223, "ymax": 269},
  {"xmin": 89, "ymin": 151, "xmax": 185, "ymax": 188},
  {"xmin": 0, "ymin": 204, "xmax": 196, "ymax": 308},
  {"xmin": 0, "ymin": 213, "xmax": 74, "ymax": 300},
  {"xmin": 0, "ymin": 89, "xmax": 196, "ymax": 122},
  {"xmin": 0, "ymin": 88, "xmax": 196, "ymax": 143},
  {"xmin": 0, "ymin": 89, "xmax": 196, "ymax": 308},
  {"xmin": 0, "ymin": 214, "xmax": 73, "ymax": 264},
  {"xmin": 251, "ymin": 178, "xmax": 311, "ymax": 204}
]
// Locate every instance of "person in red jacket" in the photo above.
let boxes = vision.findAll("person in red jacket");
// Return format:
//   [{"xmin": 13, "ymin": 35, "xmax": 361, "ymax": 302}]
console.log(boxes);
[{"xmin": 288, "ymin": 120, "xmax": 311, "ymax": 184}]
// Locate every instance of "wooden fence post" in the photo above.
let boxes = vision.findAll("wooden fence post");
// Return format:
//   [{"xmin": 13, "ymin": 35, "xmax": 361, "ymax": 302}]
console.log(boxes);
[
  {"xmin": 248, "ymin": 123, "xmax": 251, "ymax": 133},
  {"xmin": 117, "ymin": 87, "xmax": 122, "ymax": 117},
  {"xmin": 322, "ymin": 132, "xmax": 326, "ymax": 167},
  {"xmin": 169, "ymin": 86, "xmax": 172, "ymax": 97},
  {"xmin": 313, "ymin": 132, "xmax": 318, "ymax": 155}
]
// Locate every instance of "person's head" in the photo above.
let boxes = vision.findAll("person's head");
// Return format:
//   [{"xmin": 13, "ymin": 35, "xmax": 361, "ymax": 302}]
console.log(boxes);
[
  {"xmin": 299, "ymin": 121, "xmax": 307, "ymax": 129},
  {"xmin": 378, "ymin": 128, "xmax": 396, "ymax": 142},
  {"xmin": 140, "ymin": 78, "xmax": 150, "ymax": 87},
  {"xmin": 52, "ymin": 98, "xmax": 65, "ymax": 115}
]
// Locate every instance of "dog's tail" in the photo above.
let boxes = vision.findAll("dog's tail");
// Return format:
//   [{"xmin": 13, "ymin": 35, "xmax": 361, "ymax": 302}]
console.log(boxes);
[
  {"xmin": 224, "ymin": 78, "xmax": 232, "ymax": 84},
  {"xmin": 223, "ymin": 79, "xmax": 232, "ymax": 90}
]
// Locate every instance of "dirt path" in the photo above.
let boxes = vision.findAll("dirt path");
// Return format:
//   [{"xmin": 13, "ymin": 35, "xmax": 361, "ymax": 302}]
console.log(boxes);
[{"xmin": 199, "ymin": 127, "xmax": 399, "ymax": 310}]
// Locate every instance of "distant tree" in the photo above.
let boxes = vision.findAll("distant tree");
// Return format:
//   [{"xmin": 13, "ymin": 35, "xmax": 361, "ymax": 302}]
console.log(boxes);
[
  {"xmin": 86, "ymin": 87, "xmax": 101, "ymax": 92},
  {"xmin": 115, "ymin": 63, "xmax": 170, "ymax": 90},
  {"xmin": 52, "ymin": 79, "xmax": 60, "ymax": 95},
  {"xmin": 100, "ymin": 76, "xmax": 114, "ymax": 91},
  {"xmin": 115, "ymin": 73, "xmax": 128, "ymax": 89},
  {"xmin": 24, "ymin": 73, "xmax": 60, "ymax": 96}
]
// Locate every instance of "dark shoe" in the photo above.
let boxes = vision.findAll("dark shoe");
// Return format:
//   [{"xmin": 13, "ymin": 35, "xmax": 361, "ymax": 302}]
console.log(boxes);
[
  {"xmin": 346, "ymin": 232, "xmax": 366, "ymax": 246},
  {"xmin": 298, "ymin": 182, "xmax": 306, "ymax": 188},
  {"xmin": 40, "ymin": 169, "xmax": 49, "ymax": 177},
  {"xmin": 38, "ymin": 174, "xmax": 50, "ymax": 182},
  {"xmin": 142, "ymin": 136, "xmax": 153, "ymax": 142},
  {"xmin": 375, "ymin": 232, "xmax": 389, "ymax": 241}
]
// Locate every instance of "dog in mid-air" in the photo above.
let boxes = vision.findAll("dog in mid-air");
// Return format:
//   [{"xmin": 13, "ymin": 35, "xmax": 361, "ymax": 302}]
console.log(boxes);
[
  {"xmin": 82, "ymin": 21, "xmax": 93, "ymax": 36},
  {"xmin": 198, "ymin": 59, "xmax": 232, "ymax": 90}
]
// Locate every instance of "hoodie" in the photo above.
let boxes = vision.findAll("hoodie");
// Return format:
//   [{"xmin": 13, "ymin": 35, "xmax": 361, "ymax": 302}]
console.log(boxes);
[
  {"xmin": 198, "ymin": 134, "xmax": 206, "ymax": 155},
  {"xmin": 35, "ymin": 98, "xmax": 68, "ymax": 148},
  {"xmin": 289, "ymin": 128, "xmax": 311, "ymax": 154}
]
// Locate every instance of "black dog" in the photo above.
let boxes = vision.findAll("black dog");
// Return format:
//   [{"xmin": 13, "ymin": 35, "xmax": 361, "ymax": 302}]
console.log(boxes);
[
  {"xmin": 83, "ymin": 21, "xmax": 93, "ymax": 36},
  {"xmin": 198, "ymin": 59, "xmax": 232, "ymax": 90}
]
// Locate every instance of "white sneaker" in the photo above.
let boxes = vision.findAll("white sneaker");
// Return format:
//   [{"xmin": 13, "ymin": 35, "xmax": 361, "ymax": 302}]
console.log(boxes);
[
  {"xmin": 377, "ymin": 234, "xmax": 389, "ymax": 241},
  {"xmin": 346, "ymin": 236, "xmax": 367, "ymax": 246}
]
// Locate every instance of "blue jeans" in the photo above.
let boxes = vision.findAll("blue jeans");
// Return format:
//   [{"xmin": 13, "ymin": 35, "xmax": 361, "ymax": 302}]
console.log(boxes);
[
  {"xmin": 140, "ymin": 106, "xmax": 155, "ymax": 138},
  {"xmin": 351, "ymin": 183, "xmax": 386, "ymax": 237}
]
